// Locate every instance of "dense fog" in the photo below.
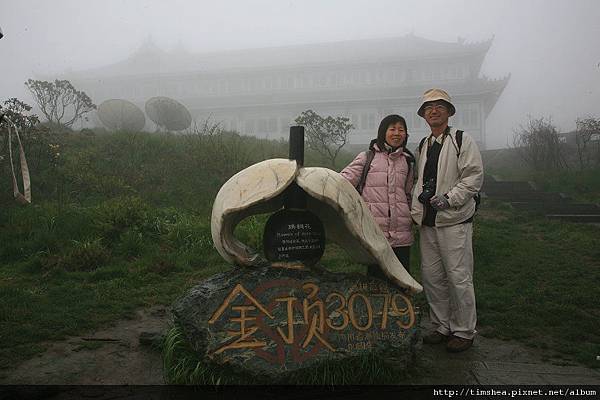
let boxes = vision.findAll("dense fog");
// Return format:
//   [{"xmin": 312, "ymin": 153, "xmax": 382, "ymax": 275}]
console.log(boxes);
[{"xmin": 1, "ymin": 0, "xmax": 599, "ymax": 149}]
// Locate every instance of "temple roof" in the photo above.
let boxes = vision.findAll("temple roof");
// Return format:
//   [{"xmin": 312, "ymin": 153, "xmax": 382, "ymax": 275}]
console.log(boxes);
[
  {"xmin": 72, "ymin": 34, "xmax": 494, "ymax": 78},
  {"xmin": 177, "ymin": 75, "xmax": 509, "ymax": 117}
]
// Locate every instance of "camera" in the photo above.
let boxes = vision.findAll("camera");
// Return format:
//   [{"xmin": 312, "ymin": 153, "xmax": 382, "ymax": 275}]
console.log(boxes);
[{"xmin": 418, "ymin": 177, "xmax": 437, "ymax": 204}]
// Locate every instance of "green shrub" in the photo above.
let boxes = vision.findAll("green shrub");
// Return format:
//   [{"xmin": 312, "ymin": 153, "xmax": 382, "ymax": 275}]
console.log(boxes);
[
  {"xmin": 164, "ymin": 212, "xmax": 212, "ymax": 251},
  {"xmin": 41, "ymin": 238, "xmax": 110, "ymax": 272},
  {"xmin": 234, "ymin": 215, "xmax": 268, "ymax": 253},
  {"xmin": 143, "ymin": 251, "xmax": 180, "ymax": 276},
  {"xmin": 116, "ymin": 228, "xmax": 146, "ymax": 258},
  {"xmin": 93, "ymin": 196, "xmax": 151, "ymax": 240}
]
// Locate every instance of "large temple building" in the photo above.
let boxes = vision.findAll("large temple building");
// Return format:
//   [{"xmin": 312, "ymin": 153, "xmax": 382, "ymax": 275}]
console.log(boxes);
[{"xmin": 68, "ymin": 35, "xmax": 509, "ymax": 149}]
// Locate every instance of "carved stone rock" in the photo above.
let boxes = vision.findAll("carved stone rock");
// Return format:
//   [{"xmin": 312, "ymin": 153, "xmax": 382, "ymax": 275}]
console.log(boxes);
[{"xmin": 174, "ymin": 266, "xmax": 420, "ymax": 380}]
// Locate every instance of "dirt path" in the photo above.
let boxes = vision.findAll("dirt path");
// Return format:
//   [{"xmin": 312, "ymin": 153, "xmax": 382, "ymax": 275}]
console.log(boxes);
[
  {"xmin": 413, "ymin": 318, "xmax": 600, "ymax": 384},
  {"xmin": 1, "ymin": 306, "xmax": 168, "ymax": 385},
  {"xmin": 2, "ymin": 307, "xmax": 599, "ymax": 385}
]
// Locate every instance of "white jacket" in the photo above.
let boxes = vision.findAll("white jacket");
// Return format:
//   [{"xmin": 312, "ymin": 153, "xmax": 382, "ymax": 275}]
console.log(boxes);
[{"xmin": 411, "ymin": 127, "xmax": 484, "ymax": 227}]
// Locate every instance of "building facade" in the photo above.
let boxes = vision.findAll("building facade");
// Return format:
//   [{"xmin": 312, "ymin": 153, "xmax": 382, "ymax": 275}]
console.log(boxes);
[{"xmin": 70, "ymin": 35, "xmax": 509, "ymax": 149}]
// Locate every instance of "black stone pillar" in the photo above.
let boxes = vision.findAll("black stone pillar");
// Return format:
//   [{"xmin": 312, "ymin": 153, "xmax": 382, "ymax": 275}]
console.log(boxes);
[{"xmin": 263, "ymin": 126, "xmax": 325, "ymax": 266}]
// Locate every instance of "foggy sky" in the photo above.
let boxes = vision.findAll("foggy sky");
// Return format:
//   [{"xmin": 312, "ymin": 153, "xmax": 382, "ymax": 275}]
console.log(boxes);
[{"xmin": 1, "ymin": 0, "xmax": 599, "ymax": 149}]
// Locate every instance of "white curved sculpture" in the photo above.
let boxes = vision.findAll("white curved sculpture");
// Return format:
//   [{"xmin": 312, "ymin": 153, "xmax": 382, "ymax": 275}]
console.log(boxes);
[{"xmin": 211, "ymin": 159, "xmax": 423, "ymax": 294}]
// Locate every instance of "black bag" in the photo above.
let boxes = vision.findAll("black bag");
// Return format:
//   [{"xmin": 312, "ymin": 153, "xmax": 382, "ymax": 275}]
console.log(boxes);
[{"xmin": 355, "ymin": 149, "xmax": 375, "ymax": 195}]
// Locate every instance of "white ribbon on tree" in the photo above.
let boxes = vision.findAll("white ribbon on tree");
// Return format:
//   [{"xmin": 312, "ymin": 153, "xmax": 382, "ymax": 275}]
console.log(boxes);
[{"xmin": 5, "ymin": 117, "xmax": 31, "ymax": 204}]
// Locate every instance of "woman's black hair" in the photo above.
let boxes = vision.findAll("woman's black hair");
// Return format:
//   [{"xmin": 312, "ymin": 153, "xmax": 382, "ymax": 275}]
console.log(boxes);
[{"xmin": 376, "ymin": 114, "xmax": 408, "ymax": 150}]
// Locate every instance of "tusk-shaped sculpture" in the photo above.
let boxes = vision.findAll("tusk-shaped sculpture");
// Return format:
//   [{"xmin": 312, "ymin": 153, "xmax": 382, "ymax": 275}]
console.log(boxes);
[
  {"xmin": 210, "ymin": 159, "xmax": 423, "ymax": 294},
  {"xmin": 211, "ymin": 159, "xmax": 297, "ymax": 267}
]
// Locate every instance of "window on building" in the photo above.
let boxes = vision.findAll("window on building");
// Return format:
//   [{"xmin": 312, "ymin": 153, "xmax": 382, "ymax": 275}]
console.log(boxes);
[
  {"xmin": 368, "ymin": 114, "xmax": 375, "ymax": 129},
  {"xmin": 301, "ymin": 75, "xmax": 310, "ymax": 88},
  {"xmin": 258, "ymin": 119, "xmax": 268, "ymax": 133},
  {"xmin": 392, "ymin": 69, "xmax": 399, "ymax": 82},
  {"xmin": 470, "ymin": 110, "xmax": 479, "ymax": 127},
  {"xmin": 448, "ymin": 65, "xmax": 457, "ymax": 79},
  {"xmin": 280, "ymin": 117, "xmax": 290, "ymax": 134},
  {"xmin": 326, "ymin": 74, "xmax": 334, "ymax": 87},
  {"xmin": 344, "ymin": 72, "xmax": 352, "ymax": 85},
  {"xmin": 384, "ymin": 69, "xmax": 393, "ymax": 82},
  {"xmin": 413, "ymin": 115, "xmax": 422, "ymax": 129},
  {"xmin": 319, "ymin": 74, "xmax": 327, "ymax": 87},
  {"xmin": 462, "ymin": 112, "xmax": 471, "ymax": 127},
  {"xmin": 361, "ymin": 114, "xmax": 368, "ymax": 130}
]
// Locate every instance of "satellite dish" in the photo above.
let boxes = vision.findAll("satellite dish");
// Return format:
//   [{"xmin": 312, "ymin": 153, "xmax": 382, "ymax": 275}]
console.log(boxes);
[
  {"xmin": 97, "ymin": 99, "xmax": 146, "ymax": 132},
  {"xmin": 145, "ymin": 96, "xmax": 192, "ymax": 131}
]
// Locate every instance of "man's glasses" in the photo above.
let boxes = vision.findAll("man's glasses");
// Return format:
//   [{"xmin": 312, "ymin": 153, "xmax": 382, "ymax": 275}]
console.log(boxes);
[{"xmin": 423, "ymin": 104, "xmax": 448, "ymax": 113}]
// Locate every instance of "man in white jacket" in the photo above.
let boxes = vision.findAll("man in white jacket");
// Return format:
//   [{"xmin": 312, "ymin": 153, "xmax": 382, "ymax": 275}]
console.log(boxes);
[{"xmin": 411, "ymin": 88, "xmax": 484, "ymax": 352}]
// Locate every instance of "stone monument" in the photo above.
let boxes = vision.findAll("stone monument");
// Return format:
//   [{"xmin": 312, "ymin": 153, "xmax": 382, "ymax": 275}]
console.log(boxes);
[{"xmin": 173, "ymin": 126, "xmax": 423, "ymax": 383}]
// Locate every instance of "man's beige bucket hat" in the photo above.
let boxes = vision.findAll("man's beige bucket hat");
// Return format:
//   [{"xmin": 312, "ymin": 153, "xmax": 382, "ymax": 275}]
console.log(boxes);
[{"xmin": 417, "ymin": 88, "xmax": 456, "ymax": 117}]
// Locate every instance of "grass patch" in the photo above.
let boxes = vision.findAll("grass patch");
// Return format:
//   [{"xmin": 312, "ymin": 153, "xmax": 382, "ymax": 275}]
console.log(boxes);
[
  {"xmin": 162, "ymin": 325, "xmax": 412, "ymax": 385},
  {"xmin": 0, "ymin": 129, "xmax": 598, "ymax": 379},
  {"xmin": 0, "ymin": 197, "xmax": 231, "ymax": 370},
  {"xmin": 472, "ymin": 205, "xmax": 600, "ymax": 366}
]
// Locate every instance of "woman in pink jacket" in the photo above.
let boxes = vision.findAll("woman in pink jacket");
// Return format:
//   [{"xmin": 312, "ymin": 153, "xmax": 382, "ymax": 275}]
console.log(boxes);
[{"xmin": 340, "ymin": 114, "xmax": 415, "ymax": 279}]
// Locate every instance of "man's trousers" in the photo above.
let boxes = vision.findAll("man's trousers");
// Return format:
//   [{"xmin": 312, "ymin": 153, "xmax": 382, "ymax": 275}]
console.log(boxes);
[{"xmin": 419, "ymin": 223, "xmax": 476, "ymax": 340}]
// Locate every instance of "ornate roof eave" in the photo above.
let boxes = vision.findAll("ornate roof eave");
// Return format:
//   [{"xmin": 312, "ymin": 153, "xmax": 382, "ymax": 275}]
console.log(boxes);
[
  {"xmin": 469, "ymin": 36, "xmax": 494, "ymax": 76},
  {"xmin": 67, "ymin": 35, "xmax": 497, "ymax": 81},
  {"xmin": 474, "ymin": 73, "xmax": 510, "ymax": 116},
  {"xmin": 174, "ymin": 76, "xmax": 511, "ymax": 112}
]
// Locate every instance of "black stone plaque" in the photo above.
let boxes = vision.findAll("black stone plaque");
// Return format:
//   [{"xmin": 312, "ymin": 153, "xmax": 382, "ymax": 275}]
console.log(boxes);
[{"xmin": 263, "ymin": 208, "xmax": 325, "ymax": 266}]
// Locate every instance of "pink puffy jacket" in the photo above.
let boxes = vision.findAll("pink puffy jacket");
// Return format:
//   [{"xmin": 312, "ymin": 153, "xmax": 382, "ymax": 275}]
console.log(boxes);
[{"xmin": 340, "ymin": 142, "xmax": 415, "ymax": 247}]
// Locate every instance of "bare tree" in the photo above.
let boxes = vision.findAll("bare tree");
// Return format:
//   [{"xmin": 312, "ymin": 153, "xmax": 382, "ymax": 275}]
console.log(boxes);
[
  {"xmin": 25, "ymin": 79, "xmax": 96, "ymax": 129},
  {"xmin": 575, "ymin": 117, "xmax": 600, "ymax": 169},
  {"xmin": 512, "ymin": 116, "xmax": 568, "ymax": 170},
  {"xmin": 294, "ymin": 109, "xmax": 353, "ymax": 167}
]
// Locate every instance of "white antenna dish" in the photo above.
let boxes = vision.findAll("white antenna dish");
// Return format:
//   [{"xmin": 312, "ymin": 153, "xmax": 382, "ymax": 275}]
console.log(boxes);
[
  {"xmin": 97, "ymin": 99, "xmax": 146, "ymax": 131},
  {"xmin": 145, "ymin": 96, "xmax": 192, "ymax": 131}
]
